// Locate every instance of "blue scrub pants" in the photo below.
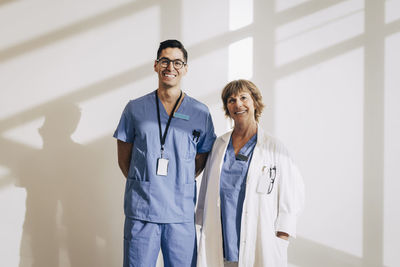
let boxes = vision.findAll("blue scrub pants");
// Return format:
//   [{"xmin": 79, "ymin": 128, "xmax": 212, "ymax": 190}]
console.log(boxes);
[{"xmin": 123, "ymin": 218, "xmax": 197, "ymax": 267}]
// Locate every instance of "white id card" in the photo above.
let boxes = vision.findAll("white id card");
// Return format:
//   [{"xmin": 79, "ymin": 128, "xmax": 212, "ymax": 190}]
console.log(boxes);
[
  {"xmin": 257, "ymin": 165, "xmax": 269, "ymax": 193},
  {"xmin": 157, "ymin": 158, "xmax": 169, "ymax": 176}
]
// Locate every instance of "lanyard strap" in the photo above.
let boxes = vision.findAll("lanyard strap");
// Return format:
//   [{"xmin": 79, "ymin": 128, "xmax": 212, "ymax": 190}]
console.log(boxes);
[{"xmin": 155, "ymin": 90, "xmax": 183, "ymax": 156}]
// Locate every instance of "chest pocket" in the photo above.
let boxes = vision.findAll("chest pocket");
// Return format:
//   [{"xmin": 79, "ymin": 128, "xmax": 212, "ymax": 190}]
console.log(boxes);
[
  {"xmin": 256, "ymin": 163, "xmax": 278, "ymax": 194},
  {"xmin": 177, "ymin": 129, "xmax": 200, "ymax": 160}
]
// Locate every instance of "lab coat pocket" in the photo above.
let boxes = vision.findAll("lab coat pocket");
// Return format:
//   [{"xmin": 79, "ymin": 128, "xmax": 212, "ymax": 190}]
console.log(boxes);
[
  {"xmin": 256, "ymin": 175, "xmax": 268, "ymax": 194},
  {"xmin": 275, "ymin": 236, "xmax": 289, "ymax": 266},
  {"xmin": 256, "ymin": 165, "xmax": 272, "ymax": 194},
  {"xmin": 257, "ymin": 164, "xmax": 278, "ymax": 194}
]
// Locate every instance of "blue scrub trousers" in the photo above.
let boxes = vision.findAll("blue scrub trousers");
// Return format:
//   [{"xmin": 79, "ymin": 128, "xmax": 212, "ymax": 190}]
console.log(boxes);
[{"xmin": 123, "ymin": 218, "xmax": 197, "ymax": 267}]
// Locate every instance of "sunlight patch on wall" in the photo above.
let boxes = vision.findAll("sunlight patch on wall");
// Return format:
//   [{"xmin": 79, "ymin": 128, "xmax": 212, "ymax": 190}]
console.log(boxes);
[
  {"xmin": 0, "ymin": 185, "xmax": 26, "ymax": 267},
  {"xmin": 275, "ymin": 0, "xmax": 364, "ymax": 66},
  {"xmin": 229, "ymin": 0, "xmax": 253, "ymax": 31},
  {"xmin": 0, "ymin": 0, "xmax": 138, "ymax": 50},
  {"xmin": 184, "ymin": 47, "xmax": 228, "ymax": 100},
  {"xmin": 72, "ymin": 76, "xmax": 154, "ymax": 145},
  {"xmin": 274, "ymin": 47, "xmax": 364, "ymax": 258},
  {"xmin": 228, "ymin": 37, "xmax": 253, "ymax": 81},
  {"xmin": 2, "ymin": 117, "xmax": 45, "ymax": 150},
  {"xmin": 385, "ymin": 0, "xmax": 400, "ymax": 24},
  {"xmin": 275, "ymin": 0, "xmax": 310, "ymax": 13},
  {"xmin": 182, "ymin": 0, "xmax": 229, "ymax": 47},
  {"xmin": 383, "ymin": 31, "xmax": 400, "ymax": 267},
  {"xmin": 0, "ymin": 5, "xmax": 159, "ymax": 120}
]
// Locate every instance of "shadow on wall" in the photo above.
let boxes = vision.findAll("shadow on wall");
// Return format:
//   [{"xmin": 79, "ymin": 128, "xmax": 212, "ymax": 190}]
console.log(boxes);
[
  {"xmin": 0, "ymin": 0, "xmax": 398, "ymax": 266},
  {"xmin": 1, "ymin": 101, "xmax": 123, "ymax": 267},
  {"xmin": 0, "ymin": 0, "xmax": 16, "ymax": 6}
]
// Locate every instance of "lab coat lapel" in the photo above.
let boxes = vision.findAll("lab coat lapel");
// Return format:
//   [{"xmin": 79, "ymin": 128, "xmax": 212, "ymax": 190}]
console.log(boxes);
[
  {"xmin": 246, "ymin": 125, "xmax": 266, "ymax": 183},
  {"xmin": 198, "ymin": 131, "xmax": 231, "ymax": 267}
]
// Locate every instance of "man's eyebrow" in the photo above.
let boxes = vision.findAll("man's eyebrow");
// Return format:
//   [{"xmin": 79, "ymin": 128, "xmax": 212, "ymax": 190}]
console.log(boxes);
[{"xmin": 159, "ymin": 57, "xmax": 184, "ymax": 61}]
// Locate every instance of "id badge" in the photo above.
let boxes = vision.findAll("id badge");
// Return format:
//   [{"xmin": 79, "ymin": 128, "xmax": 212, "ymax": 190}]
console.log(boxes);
[
  {"xmin": 257, "ymin": 165, "xmax": 269, "ymax": 193},
  {"xmin": 256, "ymin": 178, "xmax": 268, "ymax": 193},
  {"xmin": 157, "ymin": 157, "xmax": 169, "ymax": 176}
]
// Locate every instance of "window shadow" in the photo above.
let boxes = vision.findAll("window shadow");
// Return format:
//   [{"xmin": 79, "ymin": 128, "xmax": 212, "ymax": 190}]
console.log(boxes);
[
  {"xmin": 0, "ymin": 0, "xmax": 17, "ymax": 6},
  {"xmin": 0, "ymin": 101, "xmax": 122, "ymax": 267},
  {"xmin": 0, "ymin": 0, "xmax": 159, "ymax": 63},
  {"xmin": 1, "ymin": 0, "xmax": 400, "ymax": 266}
]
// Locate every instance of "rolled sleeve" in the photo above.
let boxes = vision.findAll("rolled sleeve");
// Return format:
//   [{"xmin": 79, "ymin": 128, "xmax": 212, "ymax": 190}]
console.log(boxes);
[{"xmin": 275, "ymin": 212, "xmax": 297, "ymax": 238}]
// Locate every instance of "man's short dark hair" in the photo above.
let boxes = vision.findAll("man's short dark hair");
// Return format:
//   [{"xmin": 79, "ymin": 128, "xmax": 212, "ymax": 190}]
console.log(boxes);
[{"xmin": 157, "ymin": 39, "xmax": 188, "ymax": 62}]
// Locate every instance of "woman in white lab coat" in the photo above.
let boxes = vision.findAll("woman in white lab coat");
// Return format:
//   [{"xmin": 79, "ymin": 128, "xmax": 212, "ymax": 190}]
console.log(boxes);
[{"xmin": 196, "ymin": 80, "xmax": 304, "ymax": 267}]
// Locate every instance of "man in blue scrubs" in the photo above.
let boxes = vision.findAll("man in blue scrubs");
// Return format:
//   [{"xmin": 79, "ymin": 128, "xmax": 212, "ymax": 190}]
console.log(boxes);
[{"xmin": 114, "ymin": 39, "xmax": 216, "ymax": 267}]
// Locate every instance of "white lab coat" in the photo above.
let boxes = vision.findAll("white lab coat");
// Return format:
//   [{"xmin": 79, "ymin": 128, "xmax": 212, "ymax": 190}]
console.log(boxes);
[{"xmin": 196, "ymin": 125, "xmax": 304, "ymax": 267}]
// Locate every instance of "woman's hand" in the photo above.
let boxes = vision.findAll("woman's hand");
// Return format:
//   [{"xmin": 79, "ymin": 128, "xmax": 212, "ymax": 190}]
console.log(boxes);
[{"xmin": 277, "ymin": 231, "xmax": 289, "ymax": 241}]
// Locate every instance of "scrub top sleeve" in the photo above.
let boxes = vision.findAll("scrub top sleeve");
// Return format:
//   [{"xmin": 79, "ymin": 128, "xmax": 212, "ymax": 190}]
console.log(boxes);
[
  {"xmin": 113, "ymin": 102, "xmax": 135, "ymax": 143},
  {"xmin": 275, "ymin": 147, "xmax": 305, "ymax": 238},
  {"xmin": 197, "ymin": 112, "xmax": 216, "ymax": 153}
]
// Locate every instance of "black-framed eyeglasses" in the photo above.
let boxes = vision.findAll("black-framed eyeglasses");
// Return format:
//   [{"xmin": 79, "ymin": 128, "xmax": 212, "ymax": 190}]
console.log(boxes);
[
  {"xmin": 267, "ymin": 166, "xmax": 277, "ymax": 194},
  {"xmin": 156, "ymin": 57, "xmax": 186, "ymax": 69}
]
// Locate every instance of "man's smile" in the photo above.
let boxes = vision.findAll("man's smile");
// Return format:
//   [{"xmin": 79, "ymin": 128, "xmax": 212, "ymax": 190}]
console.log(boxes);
[{"xmin": 163, "ymin": 72, "xmax": 177, "ymax": 79}]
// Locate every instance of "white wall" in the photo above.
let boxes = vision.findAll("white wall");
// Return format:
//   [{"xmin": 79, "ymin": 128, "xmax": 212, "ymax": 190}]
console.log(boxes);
[{"xmin": 0, "ymin": 0, "xmax": 399, "ymax": 266}]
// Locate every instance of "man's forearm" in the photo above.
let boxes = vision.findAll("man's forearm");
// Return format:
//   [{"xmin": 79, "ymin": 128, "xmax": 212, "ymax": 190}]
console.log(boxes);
[
  {"xmin": 117, "ymin": 140, "xmax": 133, "ymax": 179},
  {"xmin": 119, "ymin": 160, "xmax": 130, "ymax": 178},
  {"xmin": 195, "ymin": 152, "xmax": 209, "ymax": 177}
]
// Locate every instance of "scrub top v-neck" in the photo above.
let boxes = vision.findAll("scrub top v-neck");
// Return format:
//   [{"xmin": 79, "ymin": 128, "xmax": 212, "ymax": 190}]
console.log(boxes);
[{"xmin": 220, "ymin": 133, "xmax": 258, "ymax": 262}]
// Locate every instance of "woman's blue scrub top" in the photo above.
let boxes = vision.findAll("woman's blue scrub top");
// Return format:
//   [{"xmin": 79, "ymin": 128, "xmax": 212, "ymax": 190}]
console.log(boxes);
[
  {"xmin": 220, "ymin": 133, "xmax": 257, "ymax": 261},
  {"xmin": 114, "ymin": 91, "xmax": 216, "ymax": 223}
]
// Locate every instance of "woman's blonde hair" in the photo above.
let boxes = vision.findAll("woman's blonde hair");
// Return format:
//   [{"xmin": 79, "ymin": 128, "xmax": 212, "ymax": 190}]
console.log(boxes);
[{"xmin": 221, "ymin": 79, "xmax": 265, "ymax": 122}]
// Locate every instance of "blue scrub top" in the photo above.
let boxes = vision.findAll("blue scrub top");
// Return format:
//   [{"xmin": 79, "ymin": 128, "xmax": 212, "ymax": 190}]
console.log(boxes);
[
  {"xmin": 114, "ymin": 90, "xmax": 216, "ymax": 223},
  {"xmin": 220, "ymin": 133, "xmax": 257, "ymax": 262}
]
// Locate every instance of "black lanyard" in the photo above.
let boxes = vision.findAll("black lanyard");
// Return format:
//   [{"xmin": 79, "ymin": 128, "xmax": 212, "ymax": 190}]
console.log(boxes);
[{"xmin": 155, "ymin": 90, "xmax": 183, "ymax": 157}]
